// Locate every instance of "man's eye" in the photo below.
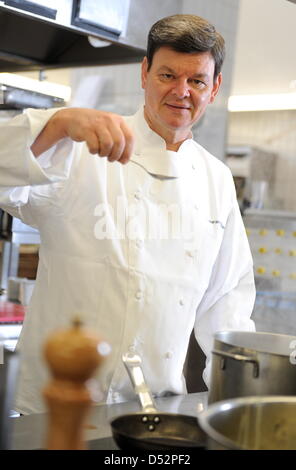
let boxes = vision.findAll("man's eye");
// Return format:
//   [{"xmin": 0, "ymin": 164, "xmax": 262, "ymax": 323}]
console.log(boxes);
[
  {"xmin": 160, "ymin": 74, "xmax": 174, "ymax": 80},
  {"xmin": 192, "ymin": 79, "xmax": 206, "ymax": 88}
]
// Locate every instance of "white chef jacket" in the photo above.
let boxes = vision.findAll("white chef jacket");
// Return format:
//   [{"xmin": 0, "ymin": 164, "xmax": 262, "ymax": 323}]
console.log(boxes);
[{"xmin": 0, "ymin": 106, "xmax": 256, "ymax": 414}]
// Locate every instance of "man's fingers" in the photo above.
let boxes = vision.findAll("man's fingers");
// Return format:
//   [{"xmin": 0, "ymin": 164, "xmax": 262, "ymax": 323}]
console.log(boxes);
[
  {"xmin": 96, "ymin": 128, "xmax": 115, "ymax": 159},
  {"xmin": 67, "ymin": 109, "xmax": 135, "ymax": 164},
  {"xmin": 85, "ymin": 130, "xmax": 101, "ymax": 155},
  {"xmin": 86, "ymin": 128, "xmax": 127, "ymax": 162},
  {"xmin": 96, "ymin": 119, "xmax": 134, "ymax": 163},
  {"xmin": 106, "ymin": 132, "xmax": 126, "ymax": 162}
]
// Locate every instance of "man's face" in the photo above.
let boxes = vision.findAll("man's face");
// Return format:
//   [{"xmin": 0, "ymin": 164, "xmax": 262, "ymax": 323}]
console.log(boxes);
[{"xmin": 141, "ymin": 47, "xmax": 222, "ymax": 144}]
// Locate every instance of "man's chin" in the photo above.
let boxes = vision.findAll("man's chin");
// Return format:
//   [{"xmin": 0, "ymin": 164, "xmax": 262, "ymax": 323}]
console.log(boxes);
[{"xmin": 161, "ymin": 118, "xmax": 191, "ymax": 131}]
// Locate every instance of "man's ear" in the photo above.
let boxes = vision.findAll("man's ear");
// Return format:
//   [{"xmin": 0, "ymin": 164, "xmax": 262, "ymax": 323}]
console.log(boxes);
[
  {"xmin": 210, "ymin": 72, "xmax": 222, "ymax": 103},
  {"xmin": 141, "ymin": 56, "xmax": 148, "ymax": 90}
]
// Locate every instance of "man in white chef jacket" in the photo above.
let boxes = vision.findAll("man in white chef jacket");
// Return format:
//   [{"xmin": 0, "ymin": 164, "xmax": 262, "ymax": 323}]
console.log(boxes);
[{"xmin": 0, "ymin": 14, "xmax": 255, "ymax": 414}]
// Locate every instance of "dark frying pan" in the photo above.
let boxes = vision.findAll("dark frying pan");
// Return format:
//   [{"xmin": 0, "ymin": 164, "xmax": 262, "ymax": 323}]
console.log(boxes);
[{"xmin": 110, "ymin": 352, "xmax": 207, "ymax": 450}]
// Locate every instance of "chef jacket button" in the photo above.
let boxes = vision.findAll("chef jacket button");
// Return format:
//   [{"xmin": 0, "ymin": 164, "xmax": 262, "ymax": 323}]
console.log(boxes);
[
  {"xmin": 186, "ymin": 250, "xmax": 196, "ymax": 258},
  {"xmin": 194, "ymin": 204, "xmax": 199, "ymax": 210},
  {"xmin": 164, "ymin": 351, "xmax": 173, "ymax": 359},
  {"xmin": 136, "ymin": 239, "xmax": 143, "ymax": 249},
  {"xmin": 179, "ymin": 299, "xmax": 185, "ymax": 306},
  {"xmin": 135, "ymin": 290, "xmax": 143, "ymax": 300},
  {"xmin": 192, "ymin": 163, "xmax": 196, "ymax": 170},
  {"xmin": 134, "ymin": 190, "xmax": 142, "ymax": 200}
]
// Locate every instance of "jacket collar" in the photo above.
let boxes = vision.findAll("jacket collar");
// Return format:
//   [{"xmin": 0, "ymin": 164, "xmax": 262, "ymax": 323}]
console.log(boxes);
[{"xmin": 131, "ymin": 106, "xmax": 194, "ymax": 178}]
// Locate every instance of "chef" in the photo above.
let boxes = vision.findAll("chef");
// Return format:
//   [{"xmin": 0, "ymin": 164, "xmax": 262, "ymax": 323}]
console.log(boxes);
[{"xmin": 0, "ymin": 14, "xmax": 255, "ymax": 415}]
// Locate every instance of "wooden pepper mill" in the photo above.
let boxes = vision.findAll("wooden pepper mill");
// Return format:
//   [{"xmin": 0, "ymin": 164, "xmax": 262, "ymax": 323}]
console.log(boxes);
[{"xmin": 42, "ymin": 318, "xmax": 106, "ymax": 450}]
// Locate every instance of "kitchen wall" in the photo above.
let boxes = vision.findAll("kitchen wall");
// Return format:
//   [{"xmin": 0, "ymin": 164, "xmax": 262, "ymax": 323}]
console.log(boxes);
[
  {"xmin": 228, "ymin": 109, "xmax": 296, "ymax": 335},
  {"xmin": 228, "ymin": 110, "xmax": 296, "ymax": 211}
]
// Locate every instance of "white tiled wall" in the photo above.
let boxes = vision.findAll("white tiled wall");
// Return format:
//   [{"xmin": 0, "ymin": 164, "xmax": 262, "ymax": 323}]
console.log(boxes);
[
  {"xmin": 228, "ymin": 110, "xmax": 296, "ymax": 211},
  {"xmin": 243, "ymin": 210, "xmax": 296, "ymax": 335}
]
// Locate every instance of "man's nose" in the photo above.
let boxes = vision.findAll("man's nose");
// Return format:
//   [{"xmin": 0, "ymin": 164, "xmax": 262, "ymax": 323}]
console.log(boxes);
[{"xmin": 171, "ymin": 79, "xmax": 190, "ymax": 98}]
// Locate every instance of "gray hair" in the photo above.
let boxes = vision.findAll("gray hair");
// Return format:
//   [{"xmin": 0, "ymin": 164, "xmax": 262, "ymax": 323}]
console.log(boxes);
[{"xmin": 146, "ymin": 14, "xmax": 225, "ymax": 79}]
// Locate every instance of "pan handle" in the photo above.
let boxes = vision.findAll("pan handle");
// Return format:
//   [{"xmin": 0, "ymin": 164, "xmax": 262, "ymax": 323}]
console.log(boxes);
[
  {"xmin": 122, "ymin": 352, "xmax": 157, "ymax": 414},
  {"xmin": 212, "ymin": 349, "xmax": 259, "ymax": 378}
]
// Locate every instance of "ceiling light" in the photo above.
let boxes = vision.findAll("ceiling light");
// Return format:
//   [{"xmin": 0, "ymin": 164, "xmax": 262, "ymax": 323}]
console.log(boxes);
[
  {"xmin": 0, "ymin": 73, "xmax": 71, "ymax": 101},
  {"xmin": 88, "ymin": 36, "xmax": 112, "ymax": 48},
  {"xmin": 228, "ymin": 93, "xmax": 296, "ymax": 112}
]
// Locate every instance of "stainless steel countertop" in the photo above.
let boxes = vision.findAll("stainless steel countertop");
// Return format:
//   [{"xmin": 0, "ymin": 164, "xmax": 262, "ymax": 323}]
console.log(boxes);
[{"xmin": 11, "ymin": 392, "xmax": 208, "ymax": 450}]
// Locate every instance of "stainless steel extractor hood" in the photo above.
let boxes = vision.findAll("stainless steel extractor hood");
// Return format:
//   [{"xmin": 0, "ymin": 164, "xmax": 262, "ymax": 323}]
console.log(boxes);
[
  {"xmin": 0, "ymin": 1, "xmax": 146, "ymax": 72},
  {"xmin": 0, "ymin": 84, "xmax": 65, "ymax": 108}
]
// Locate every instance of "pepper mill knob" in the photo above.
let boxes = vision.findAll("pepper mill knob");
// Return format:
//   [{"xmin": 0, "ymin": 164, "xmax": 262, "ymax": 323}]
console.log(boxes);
[{"xmin": 43, "ymin": 317, "xmax": 107, "ymax": 450}]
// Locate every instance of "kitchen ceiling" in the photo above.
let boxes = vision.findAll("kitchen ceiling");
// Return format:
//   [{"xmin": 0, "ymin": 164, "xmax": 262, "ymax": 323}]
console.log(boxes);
[{"xmin": 231, "ymin": 0, "xmax": 296, "ymax": 95}]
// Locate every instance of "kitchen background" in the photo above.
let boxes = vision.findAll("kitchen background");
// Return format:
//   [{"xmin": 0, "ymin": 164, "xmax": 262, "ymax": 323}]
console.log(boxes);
[{"xmin": 0, "ymin": 0, "xmax": 296, "ymax": 391}]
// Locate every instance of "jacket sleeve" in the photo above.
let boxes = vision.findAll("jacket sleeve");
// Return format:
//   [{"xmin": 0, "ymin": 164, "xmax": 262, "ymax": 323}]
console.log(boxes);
[
  {"xmin": 194, "ymin": 196, "xmax": 256, "ymax": 387},
  {"xmin": 0, "ymin": 108, "xmax": 76, "ymax": 222}
]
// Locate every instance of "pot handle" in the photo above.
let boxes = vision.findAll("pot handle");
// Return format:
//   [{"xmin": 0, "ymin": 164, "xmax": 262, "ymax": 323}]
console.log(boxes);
[
  {"xmin": 122, "ymin": 351, "xmax": 157, "ymax": 414},
  {"xmin": 212, "ymin": 349, "xmax": 260, "ymax": 378}
]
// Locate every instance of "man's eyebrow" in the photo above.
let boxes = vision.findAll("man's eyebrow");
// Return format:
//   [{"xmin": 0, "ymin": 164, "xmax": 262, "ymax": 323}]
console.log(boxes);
[
  {"xmin": 157, "ymin": 66, "xmax": 210, "ymax": 80},
  {"xmin": 157, "ymin": 66, "xmax": 176, "ymax": 73},
  {"xmin": 192, "ymin": 73, "xmax": 210, "ymax": 80}
]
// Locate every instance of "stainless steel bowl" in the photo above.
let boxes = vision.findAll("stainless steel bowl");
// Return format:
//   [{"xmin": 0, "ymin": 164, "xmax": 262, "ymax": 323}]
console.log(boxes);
[{"xmin": 198, "ymin": 396, "xmax": 296, "ymax": 450}]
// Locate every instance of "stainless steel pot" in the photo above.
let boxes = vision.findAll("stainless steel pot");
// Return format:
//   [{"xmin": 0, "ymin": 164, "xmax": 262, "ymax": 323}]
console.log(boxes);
[
  {"xmin": 208, "ymin": 331, "xmax": 296, "ymax": 404},
  {"xmin": 198, "ymin": 396, "xmax": 296, "ymax": 450}
]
